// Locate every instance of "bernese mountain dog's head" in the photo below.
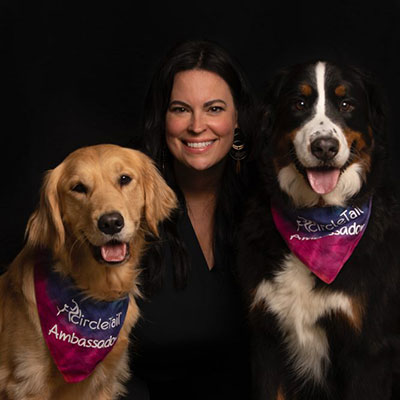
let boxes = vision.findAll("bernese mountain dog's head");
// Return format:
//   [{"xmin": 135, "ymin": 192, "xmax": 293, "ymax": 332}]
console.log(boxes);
[{"xmin": 261, "ymin": 60, "xmax": 387, "ymax": 208}]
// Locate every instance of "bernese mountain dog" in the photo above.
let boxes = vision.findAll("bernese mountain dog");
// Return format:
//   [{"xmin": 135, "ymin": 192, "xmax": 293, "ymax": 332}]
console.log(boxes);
[{"xmin": 237, "ymin": 61, "xmax": 400, "ymax": 399}]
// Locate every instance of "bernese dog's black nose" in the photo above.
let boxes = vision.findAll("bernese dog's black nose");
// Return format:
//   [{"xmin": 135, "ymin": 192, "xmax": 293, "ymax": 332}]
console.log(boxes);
[
  {"xmin": 98, "ymin": 212, "xmax": 125, "ymax": 235},
  {"xmin": 311, "ymin": 136, "xmax": 339, "ymax": 161}
]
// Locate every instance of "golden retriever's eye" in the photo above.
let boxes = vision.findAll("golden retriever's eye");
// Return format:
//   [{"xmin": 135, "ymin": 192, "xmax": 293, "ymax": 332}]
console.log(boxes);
[
  {"xmin": 119, "ymin": 175, "xmax": 132, "ymax": 186},
  {"xmin": 71, "ymin": 183, "xmax": 88, "ymax": 194}
]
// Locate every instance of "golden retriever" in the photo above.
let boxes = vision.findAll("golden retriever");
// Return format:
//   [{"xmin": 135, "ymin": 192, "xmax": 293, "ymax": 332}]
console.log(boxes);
[{"xmin": 0, "ymin": 144, "xmax": 177, "ymax": 399}]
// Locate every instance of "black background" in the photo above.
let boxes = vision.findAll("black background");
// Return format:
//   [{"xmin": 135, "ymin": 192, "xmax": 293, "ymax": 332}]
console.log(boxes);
[{"xmin": 2, "ymin": 1, "xmax": 400, "ymax": 268}]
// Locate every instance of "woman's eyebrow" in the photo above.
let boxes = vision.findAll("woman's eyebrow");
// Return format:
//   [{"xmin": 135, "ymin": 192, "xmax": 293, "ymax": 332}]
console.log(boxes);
[
  {"xmin": 168, "ymin": 100, "xmax": 190, "ymax": 107},
  {"xmin": 204, "ymin": 99, "xmax": 227, "ymax": 107},
  {"xmin": 168, "ymin": 99, "xmax": 228, "ymax": 108}
]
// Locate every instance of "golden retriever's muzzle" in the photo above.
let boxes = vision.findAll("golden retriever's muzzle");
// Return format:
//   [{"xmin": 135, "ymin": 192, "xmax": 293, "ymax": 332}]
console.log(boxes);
[{"xmin": 90, "ymin": 212, "xmax": 130, "ymax": 265}]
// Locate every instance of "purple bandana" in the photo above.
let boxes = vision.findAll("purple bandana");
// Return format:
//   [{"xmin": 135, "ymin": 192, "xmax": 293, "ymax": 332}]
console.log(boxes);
[
  {"xmin": 34, "ymin": 260, "xmax": 129, "ymax": 383},
  {"xmin": 271, "ymin": 198, "xmax": 372, "ymax": 284}
]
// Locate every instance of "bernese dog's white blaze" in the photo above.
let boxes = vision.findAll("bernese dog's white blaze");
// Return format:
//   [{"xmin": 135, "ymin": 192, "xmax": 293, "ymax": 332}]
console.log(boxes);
[
  {"xmin": 293, "ymin": 62, "xmax": 350, "ymax": 168},
  {"xmin": 278, "ymin": 61, "xmax": 365, "ymax": 207},
  {"xmin": 252, "ymin": 253, "xmax": 356, "ymax": 384}
]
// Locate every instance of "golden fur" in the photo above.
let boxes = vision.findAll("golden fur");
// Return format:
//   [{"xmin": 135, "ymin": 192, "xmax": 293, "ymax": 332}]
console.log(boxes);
[{"xmin": 0, "ymin": 144, "xmax": 177, "ymax": 399}]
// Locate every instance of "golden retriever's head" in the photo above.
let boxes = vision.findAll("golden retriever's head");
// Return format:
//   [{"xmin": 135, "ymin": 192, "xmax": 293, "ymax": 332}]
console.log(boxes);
[{"xmin": 26, "ymin": 144, "xmax": 177, "ymax": 269}]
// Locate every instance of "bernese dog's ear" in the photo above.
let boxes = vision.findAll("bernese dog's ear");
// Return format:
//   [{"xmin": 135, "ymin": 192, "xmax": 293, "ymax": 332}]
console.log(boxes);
[
  {"xmin": 365, "ymin": 74, "xmax": 387, "ymax": 143},
  {"xmin": 351, "ymin": 65, "xmax": 388, "ymax": 143},
  {"xmin": 259, "ymin": 67, "xmax": 292, "ymax": 142},
  {"xmin": 347, "ymin": 65, "xmax": 389, "ymax": 188}
]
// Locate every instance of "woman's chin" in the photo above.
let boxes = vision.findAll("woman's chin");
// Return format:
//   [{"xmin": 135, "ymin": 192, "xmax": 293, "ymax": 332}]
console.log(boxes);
[{"xmin": 178, "ymin": 155, "xmax": 229, "ymax": 173}]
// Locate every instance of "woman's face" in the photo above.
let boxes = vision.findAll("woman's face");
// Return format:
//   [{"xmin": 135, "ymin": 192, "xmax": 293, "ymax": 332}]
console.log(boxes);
[{"xmin": 165, "ymin": 69, "xmax": 237, "ymax": 172}]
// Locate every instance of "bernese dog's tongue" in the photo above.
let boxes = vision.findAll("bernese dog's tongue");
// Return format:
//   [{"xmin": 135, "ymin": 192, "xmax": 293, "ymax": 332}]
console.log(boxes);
[
  {"xmin": 306, "ymin": 168, "xmax": 340, "ymax": 195},
  {"xmin": 100, "ymin": 242, "xmax": 127, "ymax": 263}
]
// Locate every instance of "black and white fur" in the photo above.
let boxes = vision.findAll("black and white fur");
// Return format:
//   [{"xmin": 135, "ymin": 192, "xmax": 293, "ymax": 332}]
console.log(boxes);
[{"xmin": 238, "ymin": 61, "xmax": 400, "ymax": 399}]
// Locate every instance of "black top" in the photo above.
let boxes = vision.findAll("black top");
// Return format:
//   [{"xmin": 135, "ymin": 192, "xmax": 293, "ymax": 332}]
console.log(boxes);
[{"xmin": 123, "ymin": 210, "xmax": 251, "ymax": 400}]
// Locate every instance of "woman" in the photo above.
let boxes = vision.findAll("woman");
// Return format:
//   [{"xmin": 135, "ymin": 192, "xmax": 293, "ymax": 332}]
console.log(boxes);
[{"xmin": 124, "ymin": 39, "xmax": 257, "ymax": 400}]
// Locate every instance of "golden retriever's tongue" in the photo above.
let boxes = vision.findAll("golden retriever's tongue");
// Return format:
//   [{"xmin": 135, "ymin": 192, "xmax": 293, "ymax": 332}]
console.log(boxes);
[
  {"xmin": 101, "ymin": 243, "xmax": 127, "ymax": 262},
  {"xmin": 306, "ymin": 168, "xmax": 340, "ymax": 194}
]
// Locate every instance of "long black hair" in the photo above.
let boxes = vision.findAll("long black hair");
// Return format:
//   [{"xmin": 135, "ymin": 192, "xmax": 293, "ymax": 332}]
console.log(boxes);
[{"xmin": 135, "ymin": 39, "xmax": 257, "ymax": 295}]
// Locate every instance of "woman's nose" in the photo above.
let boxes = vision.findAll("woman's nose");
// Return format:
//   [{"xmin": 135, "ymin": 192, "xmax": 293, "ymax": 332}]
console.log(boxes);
[{"xmin": 188, "ymin": 112, "xmax": 206, "ymax": 134}]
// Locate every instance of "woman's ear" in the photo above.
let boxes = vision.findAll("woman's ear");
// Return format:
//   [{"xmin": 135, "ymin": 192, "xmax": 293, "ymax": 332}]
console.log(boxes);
[{"xmin": 25, "ymin": 164, "xmax": 65, "ymax": 256}]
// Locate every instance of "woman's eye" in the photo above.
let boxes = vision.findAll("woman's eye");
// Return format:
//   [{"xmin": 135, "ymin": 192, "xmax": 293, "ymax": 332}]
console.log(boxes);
[
  {"xmin": 209, "ymin": 106, "xmax": 224, "ymax": 113},
  {"xmin": 71, "ymin": 183, "xmax": 88, "ymax": 194},
  {"xmin": 339, "ymin": 101, "xmax": 354, "ymax": 112},
  {"xmin": 171, "ymin": 106, "xmax": 187, "ymax": 113},
  {"xmin": 119, "ymin": 175, "xmax": 132, "ymax": 186}
]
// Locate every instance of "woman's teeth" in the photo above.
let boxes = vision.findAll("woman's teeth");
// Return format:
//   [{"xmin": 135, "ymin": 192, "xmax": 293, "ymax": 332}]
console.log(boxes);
[{"xmin": 186, "ymin": 141, "xmax": 214, "ymax": 148}]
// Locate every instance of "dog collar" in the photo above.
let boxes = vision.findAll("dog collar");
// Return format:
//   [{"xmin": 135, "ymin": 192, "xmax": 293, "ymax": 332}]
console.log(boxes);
[
  {"xmin": 34, "ymin": 258, "xmax": 129, "ymax": 383},
  {"xmin": 271, "ymin": 197, "xmax": 372, "ymax": 284}
]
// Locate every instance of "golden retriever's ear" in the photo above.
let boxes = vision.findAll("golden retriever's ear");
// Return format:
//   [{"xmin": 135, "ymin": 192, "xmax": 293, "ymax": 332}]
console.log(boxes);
[
  {"xmin": 25, "ymin": 165, "xmax": 65, "ymax": 255},
  {"xmin": 141, "ymin": 158, "xmax": 177, "ymax": 237}
]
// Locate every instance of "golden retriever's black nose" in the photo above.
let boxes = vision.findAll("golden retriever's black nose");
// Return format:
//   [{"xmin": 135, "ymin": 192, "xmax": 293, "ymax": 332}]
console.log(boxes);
[
  {"xmin": 311, "ymin": 136, "xmax": 339, "ymax": 161},
  {"xmin": 98, "ymin": 212, "xmax": 125, "ymax": 235}
]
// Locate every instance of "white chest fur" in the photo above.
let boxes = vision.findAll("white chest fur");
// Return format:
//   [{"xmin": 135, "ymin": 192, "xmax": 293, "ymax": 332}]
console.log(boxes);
[{"xmin": 252, "ymin": 253, "xmax": 355, "ymax": 384}]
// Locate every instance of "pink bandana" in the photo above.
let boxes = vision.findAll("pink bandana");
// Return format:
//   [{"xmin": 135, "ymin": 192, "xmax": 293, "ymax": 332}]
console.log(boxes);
[
  {"xmin": 271, "ymin": 198, "xmax": 372, "ymax": 284},
  {"xmin": 34, "ymin": 259, "xmax": 129, "ymax": 383}
]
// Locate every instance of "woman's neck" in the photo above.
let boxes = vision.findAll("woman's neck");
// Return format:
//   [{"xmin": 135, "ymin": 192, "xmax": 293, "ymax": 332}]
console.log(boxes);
[{"xmin": 173, "ymin": 159, "xmax": 226, "ymax": 270}]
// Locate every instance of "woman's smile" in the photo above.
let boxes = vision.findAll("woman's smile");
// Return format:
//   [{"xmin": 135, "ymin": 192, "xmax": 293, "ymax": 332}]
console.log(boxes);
[{"xmin": 183, "ymin": 139, "xmax": 217, "ymax": 152}]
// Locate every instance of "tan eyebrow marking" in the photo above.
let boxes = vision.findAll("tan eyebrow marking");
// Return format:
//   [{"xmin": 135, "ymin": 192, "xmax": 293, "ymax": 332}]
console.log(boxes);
[
  {"xmin": 335, "ymin": 85, "xmax": 347, "ymax": 97},
  {"xmin": 300, "ymin": 84, "xmax": 312, "ymax": 96}
]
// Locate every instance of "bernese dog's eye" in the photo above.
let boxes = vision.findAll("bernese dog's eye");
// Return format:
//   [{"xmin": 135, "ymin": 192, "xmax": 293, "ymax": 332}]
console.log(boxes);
[
  {"xmin": 294, "ymin": 100, "xmax": 307, "ymax": 111},
  {"xmin": 71, "ymin": 183, "xmax": 88, "ymax": 194},
  {"xmin": 339, "ymin": 100, "xmax": 354, "ymax": 112},
  {"xmin": 119, "ymin": 175, "xmax": 132, "ymax": 186}
]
